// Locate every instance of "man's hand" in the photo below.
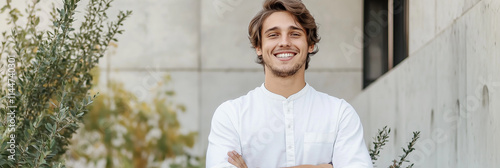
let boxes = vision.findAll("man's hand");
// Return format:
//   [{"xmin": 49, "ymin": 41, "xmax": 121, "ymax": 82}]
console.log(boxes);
[
  {"xmin": 228, "ymin": 150, "xmax": 248, "ymax": 168},
  {"xmin": 287, "ymin": 164, "xmax": 333, "ymax": 168},
  {"xmin": 227, "ymin": 150, "xmax": 333, "ymax": 168}
]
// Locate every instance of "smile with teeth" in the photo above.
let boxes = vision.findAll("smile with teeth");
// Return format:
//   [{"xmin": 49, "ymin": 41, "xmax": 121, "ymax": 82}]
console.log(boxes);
[{"xmin": 275, "ymin": 53, "xmax": 296, "ymax": 58}]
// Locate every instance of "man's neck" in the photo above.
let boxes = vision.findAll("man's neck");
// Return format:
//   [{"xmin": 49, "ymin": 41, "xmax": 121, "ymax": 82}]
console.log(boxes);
[{"xmin": 264, "ymin": 69, "xmax": 306, "ymax": 99}]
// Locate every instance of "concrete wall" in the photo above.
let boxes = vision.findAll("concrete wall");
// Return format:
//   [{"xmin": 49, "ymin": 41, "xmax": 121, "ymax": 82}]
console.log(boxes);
[
  {"xmin": 102, "ymin": 0, "xmax": 365, "ymax": 156},
  {"xmin": 3, "ymin": 0, "xmax": 498, "ymax": 166},
  {"xmin": 0, "ymin": 0, "xmax": 365, "ymax": 156},
  {"xmin": 352, "ymin": 0, "xmax": 500, "ymax": 167}
]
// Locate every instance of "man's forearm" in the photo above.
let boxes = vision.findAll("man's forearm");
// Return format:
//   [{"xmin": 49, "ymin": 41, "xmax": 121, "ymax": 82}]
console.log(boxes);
[
  {"xmin": 226, "ymin": 151, "xmax": 333, "ymax": 168},
  {"xmin": 288, "ymin": 164, "xmax": 332, "ymax": 168}
]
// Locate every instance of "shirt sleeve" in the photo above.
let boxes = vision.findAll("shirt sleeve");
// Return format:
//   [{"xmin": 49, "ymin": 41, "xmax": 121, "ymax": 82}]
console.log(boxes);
[
  {"xmin": 332, "ymin": 100, "xmax": 373, "ymax": 168},
  {"xmin": 206, "ymin": 101, "xmax": 240, "ymax": 168}
]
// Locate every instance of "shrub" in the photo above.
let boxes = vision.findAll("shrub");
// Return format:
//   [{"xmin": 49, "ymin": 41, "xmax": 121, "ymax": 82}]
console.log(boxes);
[
  {"xmin": 66, "ymin": 71, "xmax": 202, "ymax": 168},
  {"xmin": 0, "ymin": 0, "xmax": 130, "ymax": 167},
  {"xmin": 369, "ymin": 126, "xmax": 420, "ymax": 168}
]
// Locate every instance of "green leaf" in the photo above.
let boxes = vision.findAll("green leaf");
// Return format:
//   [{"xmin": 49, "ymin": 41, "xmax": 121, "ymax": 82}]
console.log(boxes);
[
  {"xmin": 45, "ymin": 123, "xmax": 53, "ymax": 133},
  {"xmin": 35, "ymin": 17, "xmax": 40, "ymax": 26},
  {"xmin": 0, "ymin": 0, "xmax": 131, "ymax": 167}
]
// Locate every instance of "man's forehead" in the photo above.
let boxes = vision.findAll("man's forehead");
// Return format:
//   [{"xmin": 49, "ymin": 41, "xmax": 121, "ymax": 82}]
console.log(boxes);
[{"xmin": 262, "ymin": 11, "xmax": 305, "ymax": 32}]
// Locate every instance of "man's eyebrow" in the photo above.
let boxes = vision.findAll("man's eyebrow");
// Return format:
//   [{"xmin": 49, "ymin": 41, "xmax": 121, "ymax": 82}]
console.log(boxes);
[
  {"xmin": 264, "ymin": 27, "xmax": 279, "ymax": 34},
  {"xmin": 289, "ymin": 25, "xmax": 305, "ymax": 32},
  {"xmin": 264, "ymin": 26, "xmax": 305, "ymax": 34}
]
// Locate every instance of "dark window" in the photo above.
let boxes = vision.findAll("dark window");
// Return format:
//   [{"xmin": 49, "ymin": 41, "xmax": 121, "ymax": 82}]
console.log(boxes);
[
  {"xmin": 393, "ymin": 0, "xmax": 409, "ymax": 66},
  {"xmin": 363, "ymin": 0, "xmax": 408, "ymax": 88}
]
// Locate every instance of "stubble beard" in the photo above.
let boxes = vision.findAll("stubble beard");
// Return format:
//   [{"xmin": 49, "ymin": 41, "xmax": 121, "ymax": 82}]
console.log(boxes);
[{"xmin": 264, "ymin": 59, "xmax": 305, "ymax": 78}]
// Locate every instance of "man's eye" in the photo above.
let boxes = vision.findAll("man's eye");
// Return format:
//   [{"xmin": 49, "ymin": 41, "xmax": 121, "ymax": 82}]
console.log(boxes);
[
  {"xmin": 268, "ymin": 33, "xmax": 278, "ymax": 37},
  {"xmin": 291, "ymin": 33, "xmax": 301, "ymax": 36}
]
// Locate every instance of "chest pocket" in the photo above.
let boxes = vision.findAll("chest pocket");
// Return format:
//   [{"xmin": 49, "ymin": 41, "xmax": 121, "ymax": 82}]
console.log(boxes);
[{"xmin": 302, "ymin": 132, "xmax": 336, "ymax": 164}]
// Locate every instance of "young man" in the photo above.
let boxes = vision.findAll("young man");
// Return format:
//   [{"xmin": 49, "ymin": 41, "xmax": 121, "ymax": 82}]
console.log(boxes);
[{"xmin": 206, "ymin": 0, "xmax": 372, "ymax": 167}]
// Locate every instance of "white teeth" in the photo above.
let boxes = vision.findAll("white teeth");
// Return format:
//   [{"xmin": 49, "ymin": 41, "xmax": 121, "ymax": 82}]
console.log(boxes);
[{"xmin": 276, "ymin": 53, "xmax": 295, "ymax": 58}]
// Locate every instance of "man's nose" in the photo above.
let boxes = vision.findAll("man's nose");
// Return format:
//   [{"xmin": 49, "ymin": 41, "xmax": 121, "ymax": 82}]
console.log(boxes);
[{"xmin": 278, "ymin": 35, "xmax": 291, "ymax": 47}]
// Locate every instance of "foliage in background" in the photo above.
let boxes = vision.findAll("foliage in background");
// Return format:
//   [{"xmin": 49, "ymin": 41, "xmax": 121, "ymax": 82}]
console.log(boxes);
[
  {"xmin": 389, "ymin": 131, "xmax": 420, "ymax": 168},
  {"xmin": 0, "ymin": 0, "xmax": 130, "ymax": 167},
  {"xmin": 370, "ymin": 126, "xmax": 391, "ymax": 164},
  {"xmin": 66, "ymin": 70, "xmax": 203, "ymax": 168},
  {"xmin": 369, "ymin": 126, "xmax": 420, "ymax": 168}
]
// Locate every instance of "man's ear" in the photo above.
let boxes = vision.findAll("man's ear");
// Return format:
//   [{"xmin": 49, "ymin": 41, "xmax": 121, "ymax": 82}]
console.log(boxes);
[
  {"xmin": 308, "ymin": 45, "xmax": 314, "ymax": 53},
  {"xmin": 256, "ymin": 47, "xmax": 262, "ymax": 56}
]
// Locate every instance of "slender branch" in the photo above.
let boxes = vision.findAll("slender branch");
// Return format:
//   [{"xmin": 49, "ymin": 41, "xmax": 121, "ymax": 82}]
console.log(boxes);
[
  {"xmin": 390, "ymin": 131, "xmax": 420, "ymax": 168},
  {"xmin": 369, "ymin": 126, "xmax": 391, "ymax": 164}
]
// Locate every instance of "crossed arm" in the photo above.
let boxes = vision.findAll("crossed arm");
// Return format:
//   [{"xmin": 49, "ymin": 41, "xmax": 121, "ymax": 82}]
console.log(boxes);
[
  {"xmin": 226, "ymin": 150, "xmax": 333, "ymax": 168},
  {"xmin": 206, "ymin": 104, "xmax": 332, "ymax": 168},
  {"xmin": 207, "ymin": 101, "xmax": 371, "ymax": 168}
]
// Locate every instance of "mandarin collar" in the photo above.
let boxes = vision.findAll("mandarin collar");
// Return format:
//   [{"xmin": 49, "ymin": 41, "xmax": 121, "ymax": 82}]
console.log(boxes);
[{"xmin": 260, "ymin": 83, "xmax": 310, "ymax": 101}]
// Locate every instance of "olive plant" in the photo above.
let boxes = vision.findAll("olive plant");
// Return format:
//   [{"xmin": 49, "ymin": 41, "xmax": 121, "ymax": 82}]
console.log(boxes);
[
  {"xmin": 0, "ymin": 0, "xmax": 130, "ymax": 167},
  {"xmin": 369, "ymin": 126, "xmax": 420, "ymax": 168}
]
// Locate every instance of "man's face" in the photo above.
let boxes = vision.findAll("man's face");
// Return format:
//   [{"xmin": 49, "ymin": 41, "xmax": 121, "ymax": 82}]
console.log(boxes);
[{"xmin": 256, "ymin": 11, "xmax": 314, "ymax": 78}]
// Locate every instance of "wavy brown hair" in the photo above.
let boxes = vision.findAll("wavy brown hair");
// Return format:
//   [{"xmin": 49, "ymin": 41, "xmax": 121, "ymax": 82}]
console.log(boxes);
[{"xmin": 248, "ymin": 0, "xmax": 320, "ymax": 69}]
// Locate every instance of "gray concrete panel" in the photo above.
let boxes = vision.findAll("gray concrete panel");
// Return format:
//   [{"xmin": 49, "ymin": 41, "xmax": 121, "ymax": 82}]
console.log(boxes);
[
  {"xmin": 201, "ymin": 0, "xmax": 262, "ymax": 70},
  {"xmin": 436, "ymin": 0, "xmax": 481, "ymax": 33},
  {"xmin": 108, "ymin": 1, "xmax": 200, "ymax": 69},
  {"xmin": 433, "ymin": 18, "xmax": 465, "ymax": 168},
  {"xmin": 462, "ymin": 1, "xmax": 500, "ymax": 167},
  {"xmin": 409, "ymin": 0, "xmax": 436, "ymax": 55},
  {"xmin": 302, "ymin": 0, "xmax": 363, "ymax": 69},
  {"xmin": 305, "ymin": 71, "xmax": 362, "ymax": 101}
]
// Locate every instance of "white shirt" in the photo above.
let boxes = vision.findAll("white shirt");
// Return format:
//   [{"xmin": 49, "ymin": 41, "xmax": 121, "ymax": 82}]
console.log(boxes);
[{"xmin": 206, "ymin": 83, "xmax": 372, "ymax": 168}]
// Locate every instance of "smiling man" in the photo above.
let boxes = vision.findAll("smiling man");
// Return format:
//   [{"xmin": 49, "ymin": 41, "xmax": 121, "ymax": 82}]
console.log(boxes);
[{"xmin": 206, "ymin": 0, "xmax": 372, "ymax": 167}]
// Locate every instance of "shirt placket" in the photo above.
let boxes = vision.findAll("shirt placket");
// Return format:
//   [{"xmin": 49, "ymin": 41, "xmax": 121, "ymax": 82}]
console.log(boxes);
[{"xmin": 283, "ymin": 100, "xmax": 295, "ymax": 166}]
